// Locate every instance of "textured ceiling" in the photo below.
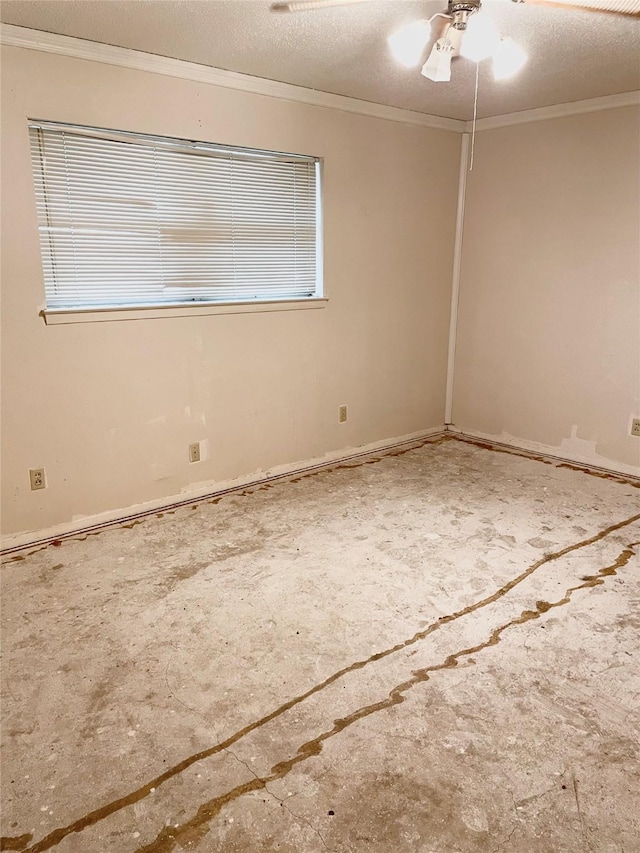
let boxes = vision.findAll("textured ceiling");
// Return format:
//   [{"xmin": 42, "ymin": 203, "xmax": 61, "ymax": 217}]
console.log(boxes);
[{"xmin": 1, "ymin": 0, "xmax": 639, "ymax": 120}]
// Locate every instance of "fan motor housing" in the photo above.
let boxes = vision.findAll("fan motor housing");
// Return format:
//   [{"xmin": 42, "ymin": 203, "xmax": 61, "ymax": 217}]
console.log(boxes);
[
  {"xmin": 447, "ymin": 0, "xmax": 482, "ymax": 13},
  {"xmin": 448, "ymin": 0, "xmax": 482, "ymax": 29}
]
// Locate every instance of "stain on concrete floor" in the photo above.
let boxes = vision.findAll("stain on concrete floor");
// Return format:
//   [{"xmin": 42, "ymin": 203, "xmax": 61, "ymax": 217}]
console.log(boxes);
[{"xmin": 1, "ymin": 438, "xmax": 639, "ymax": 852}]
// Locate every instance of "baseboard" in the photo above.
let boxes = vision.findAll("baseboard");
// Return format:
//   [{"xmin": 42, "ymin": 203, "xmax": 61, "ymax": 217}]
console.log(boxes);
[
  {"xmin": 1, "ymin": 427, "xmax": 446, "ymax": 556},
  {"xmin": 6, "ymin": 425, "xmax": 635, "ymax": 557},
  {"xmin": 447, "ymin": 426, "xmax": 640, "ymax": 485}
]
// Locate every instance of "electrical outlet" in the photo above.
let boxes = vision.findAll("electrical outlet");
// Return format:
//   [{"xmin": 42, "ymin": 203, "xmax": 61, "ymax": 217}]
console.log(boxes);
[
  {"xmin": 631, "ymin": 418, "xmax": 640, "ymax": 437},
  {"xmin": 338, "ymin": 405, "xmax": 348, "ymax": 424},
  {"xmin": 29, "ymin": 467, "xmax": 46, "ymax": 490},
  {"xmin": 189, "ymin": 442, "xmax": 201, "ymax": 463}
]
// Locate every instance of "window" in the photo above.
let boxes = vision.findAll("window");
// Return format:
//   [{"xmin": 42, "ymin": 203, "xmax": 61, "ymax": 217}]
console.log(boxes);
[{"xmin": 29, "ymin": 121, "xmax": 322, "ymax": 312}]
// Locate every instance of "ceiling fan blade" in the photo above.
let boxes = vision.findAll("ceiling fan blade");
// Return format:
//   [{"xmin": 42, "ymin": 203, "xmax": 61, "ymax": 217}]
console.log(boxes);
[
  {"xmin": 513, "ymin": 0, "xmax": 640, "ymax": 17},
  {"xmin": 272, "ymin": 0, "xmax": 379, "ymax": 11}
]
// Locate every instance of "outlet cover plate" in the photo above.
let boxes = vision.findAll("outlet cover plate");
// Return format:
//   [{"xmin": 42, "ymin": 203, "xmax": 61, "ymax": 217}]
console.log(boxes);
[
  {"xmin": 29, "ymin": 467, "xmax": 46, "ymax": 490},
  {"xmin": 632, "ymin": 418, "xmax": 640, "ymax": 437},
  {"xmin": 189, "ymin": 442, "xmax": 201, "ymax": 463}
]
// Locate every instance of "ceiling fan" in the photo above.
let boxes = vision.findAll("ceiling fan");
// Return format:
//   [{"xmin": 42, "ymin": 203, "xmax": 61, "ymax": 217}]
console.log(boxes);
[{"xmin": 271, "ymin": 0, "xmax": 640, "ymax": 83}]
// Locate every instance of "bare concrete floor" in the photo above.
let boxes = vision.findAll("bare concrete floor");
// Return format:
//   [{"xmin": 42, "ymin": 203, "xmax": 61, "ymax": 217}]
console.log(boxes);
[{"xmin": 1, "ymin": 437, "xmax": 639, "ymax": 853}]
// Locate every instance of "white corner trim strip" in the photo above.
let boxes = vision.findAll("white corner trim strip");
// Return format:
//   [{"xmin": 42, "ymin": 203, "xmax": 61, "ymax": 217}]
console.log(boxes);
[
  {"xmin": 467, "ymin": 90, "xmax": 640, "ymax": 131},
  {"xmin": 0, "ymin": 24, "xmax": 464, "ymax": 133},
  {"xmin": 444, "ymin": 132, "xmax": 469, "ymax": 426}
]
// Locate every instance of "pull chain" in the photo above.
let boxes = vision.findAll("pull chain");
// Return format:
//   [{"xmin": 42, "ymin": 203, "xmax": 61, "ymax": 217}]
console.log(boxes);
[{"xmin": 470, "ymin": 61, "xmax": 479, "ymax": 171}]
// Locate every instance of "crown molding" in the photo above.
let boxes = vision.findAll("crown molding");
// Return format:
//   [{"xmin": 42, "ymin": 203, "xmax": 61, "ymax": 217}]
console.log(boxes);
[
  {"xmin": 0, "ymin": 24, "xmax": 464, "ymax": 133},
  {"xmin": 3, "ymin": 25, "xmax": 637, "ymax": 134},
  {"xmin": 468, "ymin": 90, "xmax": 640, "ymax": 131}
]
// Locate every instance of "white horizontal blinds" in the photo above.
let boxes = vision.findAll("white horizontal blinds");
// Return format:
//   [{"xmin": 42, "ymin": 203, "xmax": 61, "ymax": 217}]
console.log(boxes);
[{"xmin": 28, "ymin": 122, "xmax": 319, "ymax": 309}]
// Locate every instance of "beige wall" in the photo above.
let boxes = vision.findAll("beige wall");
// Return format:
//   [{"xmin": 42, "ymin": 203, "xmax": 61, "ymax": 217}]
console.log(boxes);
[
  {"xmin": 453, "ymin": 107, "xmax": 640, "ymax": 474},
  {"xmin": 0, "ymin": 47, "xmax": 460, "ymax": 538}
]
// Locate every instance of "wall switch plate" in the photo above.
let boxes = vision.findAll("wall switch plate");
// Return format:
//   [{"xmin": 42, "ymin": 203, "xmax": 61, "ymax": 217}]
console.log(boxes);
[
  {"xmin": 29, "ymin": 467, "xmax": 46, "ymax": 490},
  {"xmin": 631, "ymin": 418, "xmax": 640, "ymax": 437},
  {"xmin": 188, "ymin": 442, "xmax": 201, "ymax": 463},
  {"xmin": 338, "ymin": 405, "xmax": 348, "ymax": 424}
]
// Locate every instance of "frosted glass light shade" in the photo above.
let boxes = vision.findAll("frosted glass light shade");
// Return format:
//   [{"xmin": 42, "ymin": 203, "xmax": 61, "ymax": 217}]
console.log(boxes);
[
  {"xmin": 493, "ymin": 37, "xmax": 528, "ymax": 79},
  {"xmin": 421, "ymin": 41, "xmax": 454, "ymax": 83},
  {"xmin": 460, "ymin": 12, "xmax": 500, "ymax": 63},
  {"xmin": 388, "ymin": 19, "xmax": 432, "ymax": 68}
]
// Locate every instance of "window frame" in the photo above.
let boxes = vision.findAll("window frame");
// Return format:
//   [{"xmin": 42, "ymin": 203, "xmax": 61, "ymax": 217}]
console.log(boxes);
[{"xmin": 28, "ymin": 120, "xmax": 326, "ymax": 323}]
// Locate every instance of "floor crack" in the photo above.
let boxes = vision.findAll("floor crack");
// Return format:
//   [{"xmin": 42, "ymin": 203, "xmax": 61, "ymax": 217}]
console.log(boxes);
[
  {"xmin": 225, "ymin": 748, "xmax": 330, "ymax": 851},
  {"xmin": 492, "ymin": 822, "xmax": 517, "ymax": 853},
  {"xmin": 130, "ymin": 539, "xmax": 639, "ymax": 853},
  {"xmin": 265, "ymin": 785, "xmax": 331, "ymax": 853},
  {"xmin": 14, "ymin": 522, "xmax": 640, "ymax": 853},
  {"xmin": 224, "ymin": 747, "xmax": 261, "ymax": 784}
]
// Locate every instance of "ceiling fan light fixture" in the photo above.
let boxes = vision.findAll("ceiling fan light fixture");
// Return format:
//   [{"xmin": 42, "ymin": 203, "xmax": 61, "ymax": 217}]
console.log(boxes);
[
  {"xmin": 421, "ymin": 40, "xmax": 454, "ymax": 82},
  {"xmin": 492, "ymin": 36, "xmax": 528, "ymax": 79},
  {"xmin": 459, "ymin": 11, "xmax": 500, "ymax": 62},
  {"xmin": 387, "ymin": 19, "xmax": 432, "ymax": 68}
]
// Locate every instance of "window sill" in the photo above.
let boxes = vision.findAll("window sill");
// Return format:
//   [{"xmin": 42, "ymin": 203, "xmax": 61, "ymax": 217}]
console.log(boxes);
[{"xmin": 42, "ymin": 297, "xmax": 328, "ymax": 325}]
